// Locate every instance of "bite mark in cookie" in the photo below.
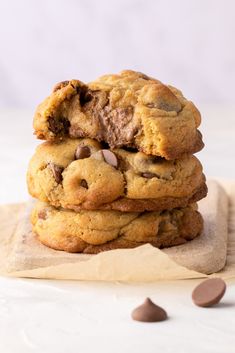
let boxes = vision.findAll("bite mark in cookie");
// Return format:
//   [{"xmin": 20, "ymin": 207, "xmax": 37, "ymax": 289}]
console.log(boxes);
[{"xmin": 33, "ymin": 70, "xmax": 203, "ymax": 159}]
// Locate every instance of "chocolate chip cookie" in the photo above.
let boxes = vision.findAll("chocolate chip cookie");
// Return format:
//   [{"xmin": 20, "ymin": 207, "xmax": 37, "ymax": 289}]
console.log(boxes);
[
  {"xmin": 33, "ymin": 70, "xmax": 203, "ymax": 160},
  {"xmin": 31, "ymin": 201, "xmax": 203, "ymax": 254},
  {"xmin": 27, "ymin": 138, "xmax": 207, "ymax": 212}
]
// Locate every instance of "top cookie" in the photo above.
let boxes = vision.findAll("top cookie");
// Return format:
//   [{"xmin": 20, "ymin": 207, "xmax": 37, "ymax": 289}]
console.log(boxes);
[{"xmin": 33, "ymin": 70, "xmax": 203, "ymax": 160}]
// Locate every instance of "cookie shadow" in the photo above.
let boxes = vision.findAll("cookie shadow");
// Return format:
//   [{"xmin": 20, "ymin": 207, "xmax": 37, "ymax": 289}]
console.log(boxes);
[{"xmin": 213, "ymin": 301, "xmax": 235, "ymax": 308}]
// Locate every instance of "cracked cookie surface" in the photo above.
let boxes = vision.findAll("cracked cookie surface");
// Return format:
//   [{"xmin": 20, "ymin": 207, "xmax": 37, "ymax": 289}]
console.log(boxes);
[
  {"xmin": 27, "ymin": 138, "xmax": 207, "ymax": 212},
  {"xmin": 31, "ymin": 202, "xmax": 203, "ymax": 254},
  {"xmin": 33, "ymin": 70, "xmax": 203, "ymax": 160}
]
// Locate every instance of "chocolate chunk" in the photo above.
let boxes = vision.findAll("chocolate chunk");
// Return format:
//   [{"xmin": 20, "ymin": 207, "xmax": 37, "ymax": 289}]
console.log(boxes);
[
  {"xmin": 79, "ymin": 87, "xmax": 94, "ymax": 106},
  {"xmin": 75, "ymin": 146, "xmax": 91, "ymax": 160},
  {"xmin": 80, "ymin": 179, "xmax": 88, "ymax": 189},
  {"xmin": 53, "ymin": 81, "xmax": 69, "ymax": 92},
  {"xmin": 101, "ymin": 150, "xmax": 118, "ymax": 168},
  {"xmin": 142, "ymin": 172, "xmax": 158, "ymax": 179},
  {"xmin": 192, "ymin": 278, "xmax": 226, "ymax": 307},
  {"xmin": 81, "ymin": 89, "xmax": 108, "ymax": 111},
  {"xmin": 132, "ymin": 298, "xmax": 167, "ymax": 322},
  {"xmin": 98, "ymin": 106, "xmax": 135, "ymax": 148},
  {"xmin": 48, "ymin": 163, "xmax": 64, "ymax": 183},
  {"xmin": 48, "ymin": 116, "xmax": 70, "ymax": 135}
]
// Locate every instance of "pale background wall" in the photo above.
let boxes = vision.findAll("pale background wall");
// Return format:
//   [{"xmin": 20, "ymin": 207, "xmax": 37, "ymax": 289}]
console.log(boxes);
[{"xmin": 0, "ymin": 0, "xmax": 234, "ymax": 110}]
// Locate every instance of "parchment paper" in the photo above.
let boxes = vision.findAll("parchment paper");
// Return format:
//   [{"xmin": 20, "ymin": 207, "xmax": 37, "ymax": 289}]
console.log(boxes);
[{"xmin": 0, "ymin": 179, "xmax": 234, "ymax": 282}]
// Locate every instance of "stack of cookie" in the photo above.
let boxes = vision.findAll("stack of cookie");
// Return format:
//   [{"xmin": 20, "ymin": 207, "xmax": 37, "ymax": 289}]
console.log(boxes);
[{"xmin": 27, "ymin": 70, "xmax": 207, "ymax": 254}]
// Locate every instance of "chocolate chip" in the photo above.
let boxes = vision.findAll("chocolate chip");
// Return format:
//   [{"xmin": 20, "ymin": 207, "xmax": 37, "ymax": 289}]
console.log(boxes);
[
  {"xmin": 150, "ymin": 156, "xmax": 165, "ymax": 163},
  {"xmin": 146, "ymin": 85, "xmax": 182, "ymax": 113},
  {"xmin": 142, "ymin": 172, "xmax": 158, "ymax": 179},
  {"xmin": 48, "ymin": 116, "xmax": 70, "ymax": 135},
  {"xmin": 146, "ymin": 103, "xmax": 155, "ymax": 108},
  {"xmin": 132, "ymin": 298, "xmax": 167, "ymax": 322},
  {"xmin": 147, "ymin": 100, "xmax": 180, "ymax": 112},
  {"xmin": 53, "ymin": 81, "xmax": 69, "ymax": 92},
  {"xmin": 48, "ymin": 162, "xmax": 64, "ymax": 183},
  {"xmin": 80, "ymin": 179, "xmax": 88, "ymax": 189},
  {"xmin": 100, "ymin": 141, "xmax": 110, "ymax": 149},
  {"xmin": 101, "ymin": 150, "xmax": 118, "ymax": 168},
  {"xmin": 38, "ymin": 209, "xmax": 47, "ymax": 220},
  {"xmin": 157, "ymin": 101, "xmax": 181, "ymax": 112},
  {"xmin": 122, "ymin": 146, "xmax": 138, "ymax": 153},
  {"xmin": 75, "ymin": 146, "xmax": 91, "ymax": 160},
  {"xmin": 192, "ymin": 278, "xmax": 226, "ymax": 307}
]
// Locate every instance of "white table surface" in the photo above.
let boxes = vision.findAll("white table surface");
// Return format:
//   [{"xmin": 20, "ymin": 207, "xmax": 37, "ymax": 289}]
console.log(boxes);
[{"xmin": 0, "ymin": 108, "xmax": 235, "ymax": 352}]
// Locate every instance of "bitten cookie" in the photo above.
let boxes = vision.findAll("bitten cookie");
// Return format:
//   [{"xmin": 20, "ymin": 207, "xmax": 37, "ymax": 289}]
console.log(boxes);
[
  {"xmin": 27, "ymin": 138, "xmax": 207, "ymax": 212},
  {"xmin": 31, "ymin": 202, "xmax": 203, "ymax": 254},
  {"xmin": 33, "ymin": 70, "xmax": 203, "ymax": 160}
]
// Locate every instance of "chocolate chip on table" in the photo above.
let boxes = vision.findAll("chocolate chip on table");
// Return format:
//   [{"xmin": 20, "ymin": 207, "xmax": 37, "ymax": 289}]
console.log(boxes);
[
  {"xmin": 192, "ymin": 278, "xmax": 226, "ymax": 307},
  {"xmin": 80, "ymin": 179, "xmax": 88, "ymax": 189},
  {"xmin": 142, "ymin": 172, "xmax": 158, "ymax": 179},
  {"xmin": 48, "ymin": 162, "xmax": 64, "ymax": 184},
  {"xmin": 101, "ymin": 150, "xmax": 118, "ymax": 168},
  {"xmin": 53, "ymin": 81, "xmax": 70, "ymax": 92},
  {"xmin": 131, "ymin": 298, "xmax": 167, "ymax": 322},
  {"xmin": 75, "ymin": 146, "xmax": 91, "ymax": 160}
]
